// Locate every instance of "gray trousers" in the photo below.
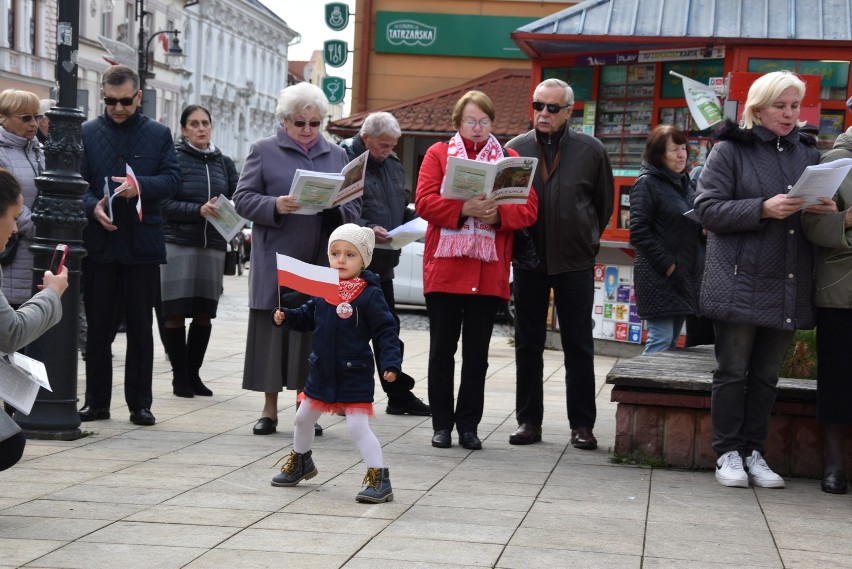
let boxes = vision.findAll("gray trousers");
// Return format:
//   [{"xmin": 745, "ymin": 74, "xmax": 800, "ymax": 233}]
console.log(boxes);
[{"xmin": 711, "ymin": 321, "xmax": 794, "ymax": 456}]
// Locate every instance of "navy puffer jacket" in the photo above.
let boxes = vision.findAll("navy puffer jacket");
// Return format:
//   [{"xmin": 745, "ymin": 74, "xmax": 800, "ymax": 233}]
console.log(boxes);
[
  {"xmin": 162, "ymin": 142, "xmax": 239, "ymax": 250},
  {"xmin": 694, "ymin": 120, "xmax": 819, "ymax": 330},
  {"xmin": 277, "ymin": 270, "xmax": 401, "ymax": 404},
  {"xmin": 81, "ymin": 111, "xmax": 180, "ymax": 265},
  {"xmin": 629, "ymin": 162, "xmax": 701, "ymax": 319}
]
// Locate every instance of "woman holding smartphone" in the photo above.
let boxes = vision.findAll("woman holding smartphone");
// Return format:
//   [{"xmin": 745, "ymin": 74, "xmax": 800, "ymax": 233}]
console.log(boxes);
[{"xmin": 0, "ymin": 168, "xmax": 68, "ymax": 471}]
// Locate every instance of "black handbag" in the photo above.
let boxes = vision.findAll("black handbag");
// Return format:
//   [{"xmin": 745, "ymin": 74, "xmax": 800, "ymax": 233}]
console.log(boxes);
[
  {"xmin": 223, "ymin": 247, "xmax": 237, "ymax": 275},
  {"xmin": 0, "ymin": 234, "xmax": 21, "ymax": 267},
  {"xmin": 512, "ymin": 228, "xmax": 540, "ymax": 270}
]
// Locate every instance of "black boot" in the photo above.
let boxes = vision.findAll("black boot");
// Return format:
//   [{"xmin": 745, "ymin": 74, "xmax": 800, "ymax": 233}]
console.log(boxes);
[
  {"xmin": 162, "ymin": 326, "xmax": 193, "ymax": 398},
  {"xmin": 271, "ymin": 450, "xmax": 318, "ymax": 487},
  {"xmin": 187, "ymin": 323, "xmax": 213, "ymax": 396}
]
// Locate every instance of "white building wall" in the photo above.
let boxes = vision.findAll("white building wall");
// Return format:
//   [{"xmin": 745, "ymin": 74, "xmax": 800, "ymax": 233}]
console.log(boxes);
[
  {"xmin": 0, "ymin": 0, "xmax": 57, "ymax": 96},
  {"xmin": 183, "ymin": 0, "xmax": 298, "ymax": 168}
]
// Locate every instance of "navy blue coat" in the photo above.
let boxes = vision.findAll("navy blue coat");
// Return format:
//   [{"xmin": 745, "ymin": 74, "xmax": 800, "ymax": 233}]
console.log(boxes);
[
  {"xmin": 81, "ymin": 111, "xmax": 180, "ymax": 265},
  {"xmin": 278, "ymin": 271, "xmax": 401, "ymax": 404}
]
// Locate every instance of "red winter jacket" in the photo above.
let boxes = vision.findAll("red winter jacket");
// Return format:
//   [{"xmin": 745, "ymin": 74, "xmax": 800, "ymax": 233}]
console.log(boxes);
[{"xmin": 415, "ymin": 138, "xmax": 538, "ymax": 300}]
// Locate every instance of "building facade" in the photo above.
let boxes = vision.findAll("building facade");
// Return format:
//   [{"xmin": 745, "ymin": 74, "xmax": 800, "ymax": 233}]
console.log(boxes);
[{"xmin": 0, "ymin": 0, "xmax": 57, "ymax": 96}]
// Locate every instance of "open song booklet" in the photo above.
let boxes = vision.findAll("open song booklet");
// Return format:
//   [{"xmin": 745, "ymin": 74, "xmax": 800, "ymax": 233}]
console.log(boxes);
[
  {"xmin": 288, "ymin": 151, "xmax": 369, "ymax": 214},
  {"xmin": 441, "ymin": 155, "xmax": 538, "ymax": 205},
  {"xmin": 0, "ymin": 352, "xmax": 51, "ymax": 415},
  {"xmin": 786, "ymin": 157, "xmax": 852, "ymax": 206}
]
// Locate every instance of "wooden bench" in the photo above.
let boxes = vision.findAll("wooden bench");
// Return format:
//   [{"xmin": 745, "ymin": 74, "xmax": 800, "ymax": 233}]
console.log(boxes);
[{"xmin": 605, "ymin": 346, "xmax": 838, "ymax": 478}]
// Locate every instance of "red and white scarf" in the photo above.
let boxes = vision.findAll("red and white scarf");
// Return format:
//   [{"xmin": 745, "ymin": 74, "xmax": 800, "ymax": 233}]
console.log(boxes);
[{"xmin": 434, "ymin": 132, "xmax": 501, "ymax": 262}]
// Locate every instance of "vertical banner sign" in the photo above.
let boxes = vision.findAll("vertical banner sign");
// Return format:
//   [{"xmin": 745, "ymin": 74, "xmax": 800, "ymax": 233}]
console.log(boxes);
[
  {"xmin": 322, "ymin": 76, "xmax": 346, "ymax": 104},
  {"xmin": 323, "ymin": 39, "xmax": 348, "ymax": 68},
  {"xmin": 325, "ymin": 3, "xmax": 350, "ymax": 31}
]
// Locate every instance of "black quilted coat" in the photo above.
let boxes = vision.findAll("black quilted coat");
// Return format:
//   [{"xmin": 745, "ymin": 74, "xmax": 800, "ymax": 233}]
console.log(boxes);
[
  {"xmin": 629, "ymin": 162, "xmax": 701, "ymax": 319},
  {"xmin": 162, "ymin": 142, "xmax": 240, "ymax": 251},
  {"xmin": 693, "ymin": 120, "xmax": 819, "ymax": 330},
  {"xmin": 81, "ymin": 111, "xmax": 180, "ymax": 265}
]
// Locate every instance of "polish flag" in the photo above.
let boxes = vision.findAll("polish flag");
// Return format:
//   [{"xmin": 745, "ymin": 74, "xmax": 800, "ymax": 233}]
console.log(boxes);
[
  {"xmin": 125, "ymin": 163, "xmax": 142, "ymax": 220},
  {"xmin": 276, "ymin": 253, "xmax": 339, "ymax": 305},
  {"xmin": 160, "ymin": 34, "xmax": 169, "ymax": 52}
]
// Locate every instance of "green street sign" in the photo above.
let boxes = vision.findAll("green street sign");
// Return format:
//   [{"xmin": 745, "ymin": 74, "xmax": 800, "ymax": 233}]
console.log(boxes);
[
  {"xmin": 322, "ymin": 76, "xmax": 346, "ymax": 104},
  {"xmin": 323, "ymin": 39, "xmax": 348, "ymax": 68},
  {"xmin": 325, "ymin": 3, "xmax": 350, "ymax": 32}
]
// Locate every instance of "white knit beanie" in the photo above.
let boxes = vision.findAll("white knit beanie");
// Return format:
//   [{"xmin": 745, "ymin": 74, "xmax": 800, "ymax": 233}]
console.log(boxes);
[{"xmin": 328, "ymin": 223, "xmax": 375, "ymax": 268}]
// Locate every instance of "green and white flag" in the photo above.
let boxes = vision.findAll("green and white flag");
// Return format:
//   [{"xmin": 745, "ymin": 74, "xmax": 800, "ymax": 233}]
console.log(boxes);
[{"xmin": 672, "ymin": 72, "xmax": 723, "ymax": 131}]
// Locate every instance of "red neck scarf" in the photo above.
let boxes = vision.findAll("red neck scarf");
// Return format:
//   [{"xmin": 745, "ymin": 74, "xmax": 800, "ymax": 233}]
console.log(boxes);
[{"xmin": 328, "ymin": 277, "xmax": 367, "ymax": 306}]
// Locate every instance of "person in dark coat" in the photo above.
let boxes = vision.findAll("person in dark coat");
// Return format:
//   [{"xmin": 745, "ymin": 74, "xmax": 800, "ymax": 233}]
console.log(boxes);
[
  {"xmin": 340, "ymin": 111, "xmax": 430, "ymax": 417},
  {"xmin": 270, "ymin": 224, "xmax": 400, "ymax": 504},
  {"xmin": 78, "ymin": 65, "xmax": 180, "ymax": 427},
  {"xmin": 505, "ymin": 78, "xmax": 614, "ymax": 450},
  {"xmin": 160, "ymin": 104, "xmax": 240, "ymax": 398},
  {"xmin": 629, "ymin": 125, "xmax": 701, "ymax": 354},
  {"xmin": 694, "ymin": 71, "xmax": 837, "ymax": 489}
]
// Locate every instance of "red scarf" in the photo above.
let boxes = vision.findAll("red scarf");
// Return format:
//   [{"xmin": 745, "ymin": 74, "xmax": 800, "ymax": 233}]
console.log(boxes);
[{"xmin": 327, "ymin": 277, "xmax": 367, "ymax": 306}]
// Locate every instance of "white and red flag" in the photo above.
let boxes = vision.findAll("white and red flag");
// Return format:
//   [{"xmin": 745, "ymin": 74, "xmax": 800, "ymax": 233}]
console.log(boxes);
[
  {"xmin": 125, "ymin": 163, "xmax": 142, "ymax": 220},
  {"xmin": 276, "ymin": 253, "xmax": 339, "ymax": 305}
]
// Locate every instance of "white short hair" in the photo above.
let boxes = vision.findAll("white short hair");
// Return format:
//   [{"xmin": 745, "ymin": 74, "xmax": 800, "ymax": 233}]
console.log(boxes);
[
  {"xmin": 360, "ymin": 112, "xmax": 401, "ymax": 138},
  {"xmin": 275, "ymin": 82, "xmax": 328, "ymax": 124}
]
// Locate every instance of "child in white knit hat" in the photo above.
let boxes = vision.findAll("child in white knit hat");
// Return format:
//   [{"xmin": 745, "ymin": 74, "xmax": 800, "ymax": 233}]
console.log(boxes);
[{"xmin": 270, "ymin": 223, "xmax": 400, "ymax": 503}]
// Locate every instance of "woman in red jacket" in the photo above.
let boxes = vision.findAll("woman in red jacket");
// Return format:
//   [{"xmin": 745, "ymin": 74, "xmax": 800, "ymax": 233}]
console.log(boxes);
[{"xmin": 415, "ymin": 90, "xmax": 538, "ymax": 450}]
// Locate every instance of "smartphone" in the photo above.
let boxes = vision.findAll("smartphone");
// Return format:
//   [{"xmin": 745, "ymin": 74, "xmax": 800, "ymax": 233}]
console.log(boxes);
[{"xmin": 48, "ymin": 244, "xmax": 68, "ymax": 274}]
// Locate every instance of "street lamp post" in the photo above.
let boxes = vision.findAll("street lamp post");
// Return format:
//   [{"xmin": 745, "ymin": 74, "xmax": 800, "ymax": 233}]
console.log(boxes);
[
  {"xmin": 136, "ymin": 0, "xmax": 184, "ymax": 117},
  {"xmin": 16, "ymin": 0, "xmax": 87, "ymax": 440}
]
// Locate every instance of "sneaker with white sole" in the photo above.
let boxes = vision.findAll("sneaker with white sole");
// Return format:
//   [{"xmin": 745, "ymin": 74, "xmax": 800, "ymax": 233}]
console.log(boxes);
[
  {"xmin": 745, "ymin": 450, "xmax": 785, "ymax": 488},
  {"xmin": 715, "ymin": 450, "xmax": 749, "ymax": 488}
]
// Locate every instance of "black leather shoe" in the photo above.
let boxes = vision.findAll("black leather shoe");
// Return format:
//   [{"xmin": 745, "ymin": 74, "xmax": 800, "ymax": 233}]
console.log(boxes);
[
  {"xmin": 509, "ymin": 423, "xmax": 542, "ymax": 445},
  {"xmin": 79, "ymin": 405, "xmax": 110, "ymax": 421},
  {"xmin": 460, "ymin": 432, "xmax": 482, "ymax": 450},
  {"xmin": 253, "ymin": 417, "xmax": 277, "ymax": 435},
  {"xmin": 431, "ymin": 429, "xmax": 451, "ymax": 448},
  {"xmin": 386, "ymin": 395, "xmax": 431, "ymax": 416},
  {"xmin": 821, "ymin": 470, "xmax": 848, "ymax": 494},
  {"xmin": 129, "ymin": 408, "xmax": 156, "ymax": 426},
  {"xmin": 570, "ymin": 427, "xmax": 598, "ymax": 450},
  {"xmin": 314, "ymin": 423, "xmax": 323, "ymax": 437}
]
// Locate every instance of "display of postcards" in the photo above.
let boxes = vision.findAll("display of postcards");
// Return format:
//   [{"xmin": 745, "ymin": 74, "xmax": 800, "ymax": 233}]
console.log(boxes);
[
  {"xmin": 601, "ymin": 320, "xmax": 616, "ymax": 339},
  {"xmin": 594, "ymin": 264, "xmax": 606, "ymax": 282},
  {"xmin": 615, "ymin": 322, "xmax": 629, "ymax": 341},
  {"xmin": 630, "ymin": 286, "xmax": 636, "ymax": 304},
  {"xmin": 614, "ymin": 304, "xmax": 629, "ymax": 321},
  {"xmin": 616, "ymin": 285, "xmax": 631, "ymax": 303},
  {"xmin": 603, "ymin": 304, "xmax": 613, "ymax": 319},
  {"xmin": 628, "ymin": 323, "xmax": 642, "ymax": 343},
  {"xmin": 629, "ymin": 304, "xmax": 640, "ymax": 323}
]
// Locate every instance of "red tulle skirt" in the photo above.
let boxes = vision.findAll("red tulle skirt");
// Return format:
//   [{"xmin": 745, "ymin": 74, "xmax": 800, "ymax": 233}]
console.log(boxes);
[{"xmin": 297, "ymin": 392, "xmax": 374, "ymax": 416}]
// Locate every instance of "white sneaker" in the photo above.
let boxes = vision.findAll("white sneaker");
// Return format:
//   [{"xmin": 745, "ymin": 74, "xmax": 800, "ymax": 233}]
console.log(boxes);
[
  {"xmin": 745, "ymin": 450, "xmax": 785, "ymax": 488},
  {"xmin": 715, "ymin": 450, "xmax": 749, "ymax": 488}
]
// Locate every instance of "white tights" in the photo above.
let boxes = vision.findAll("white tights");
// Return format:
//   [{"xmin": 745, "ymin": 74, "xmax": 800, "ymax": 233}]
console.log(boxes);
[{"xmin": 292, "ymin": 402, "xmax": 384, "ymax": 468}]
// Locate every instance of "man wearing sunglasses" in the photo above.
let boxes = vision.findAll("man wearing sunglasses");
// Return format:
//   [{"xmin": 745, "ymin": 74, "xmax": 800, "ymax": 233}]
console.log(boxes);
[
  {"xmin": 506, "ymin": 78, "xmax": 614, "ymax": 450},
  {"xmin": 78, "ymin": 64, "xmax": 180, "ymax": 427},
  {"xmin": 340, "ymin": 112, "xmax": 430, "ymax": 417}
]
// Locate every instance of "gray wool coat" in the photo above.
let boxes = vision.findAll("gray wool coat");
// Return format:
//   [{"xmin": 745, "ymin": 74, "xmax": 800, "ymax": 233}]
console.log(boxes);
[
  {"xmin": 0, "ymin": 269, "xmax": 62, "ymax": 443},
  {"xmin": 0, "ymin": 127, "xmax": 44, "ymax": 304},
  {"xmin": 233, "ymin": 125, "xmax": 360, "ymax": 310}
]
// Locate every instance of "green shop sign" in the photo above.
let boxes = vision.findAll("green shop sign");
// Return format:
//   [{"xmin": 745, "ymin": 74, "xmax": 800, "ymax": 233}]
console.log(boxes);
[{"xmin": 375, "ymin": 11, "xmax": 533, "ymax": 59}]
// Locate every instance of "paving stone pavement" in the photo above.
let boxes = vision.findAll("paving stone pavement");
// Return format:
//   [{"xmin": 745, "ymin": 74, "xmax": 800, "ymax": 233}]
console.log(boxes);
[{"xmin": 1, "ymin": 272, "xmax": 850, "ymax": 568}]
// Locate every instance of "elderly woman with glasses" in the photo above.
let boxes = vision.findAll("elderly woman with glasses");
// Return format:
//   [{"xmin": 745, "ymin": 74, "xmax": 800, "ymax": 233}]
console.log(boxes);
[
  {"xmin": 415, "ymin": 90, "xmax": 538, "ymax": 450},
  {"xmin": 0, "ymin": 89, "xmax": 44, "ymax": 308},
  {"xmin": 233, "ymin": 82, "xmax": 361, "ymax": 437}
]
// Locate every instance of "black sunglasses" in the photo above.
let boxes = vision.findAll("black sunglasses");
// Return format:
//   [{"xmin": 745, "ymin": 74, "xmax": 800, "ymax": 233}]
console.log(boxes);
[
  {"xmin": 15, "ymin": 114, "xmax": 43, "ymax": 123},
  {"xmin": 291, "ymin": 119, "xmax": 322, "ymax": 128},
  {"xmin": 103, "ymin": 96, "xmax": 137, "ymax": 106},
  {"xmin": 532, "ymin": 101, "xmax": 571, "ymax": 113}
]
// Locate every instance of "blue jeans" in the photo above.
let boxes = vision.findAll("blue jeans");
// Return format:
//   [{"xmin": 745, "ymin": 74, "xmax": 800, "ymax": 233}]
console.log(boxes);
[
  {"xmin": 642, "ymin": 317, "xmax": 686, "ymax": 355},
  {"xmin": 711, "ymin": 321, "xmax": 794, "ymax": 455}
]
